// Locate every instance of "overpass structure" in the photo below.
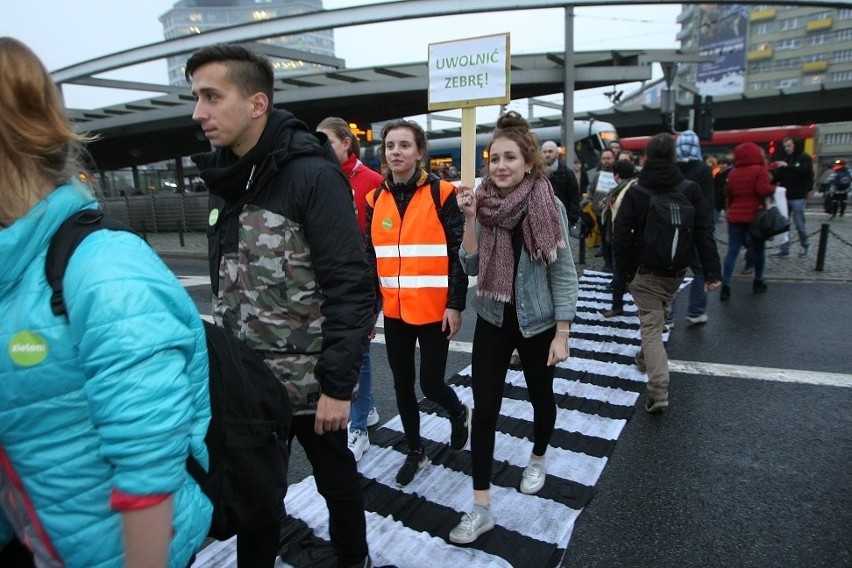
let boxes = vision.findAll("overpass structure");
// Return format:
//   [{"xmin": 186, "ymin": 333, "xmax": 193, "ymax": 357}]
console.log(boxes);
[{"xmin": 53, "ymin": 0, "xmax": 852, "ymax": 171}]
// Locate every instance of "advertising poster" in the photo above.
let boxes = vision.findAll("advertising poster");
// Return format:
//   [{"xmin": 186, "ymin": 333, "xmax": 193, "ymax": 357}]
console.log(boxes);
[{"xmin": 696, "ymin": 3, "xmax": 749, "ymax": 96}]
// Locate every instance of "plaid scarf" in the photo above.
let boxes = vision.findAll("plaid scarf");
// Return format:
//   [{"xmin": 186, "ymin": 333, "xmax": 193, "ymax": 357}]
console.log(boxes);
[{"xmin": 476, "ymin": 175, "xmax": 564, "ymax": 302}]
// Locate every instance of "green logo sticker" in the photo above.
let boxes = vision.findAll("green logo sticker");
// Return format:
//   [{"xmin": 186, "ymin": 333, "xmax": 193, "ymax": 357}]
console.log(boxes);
[
  {"xmin": 381, "ymin": 217, "xmax": 393, "ymax": 231},
  {"xmin": 8, "ymin": 331, "xmax": 48, "ymax": 367},
  {"xmin": 209, "ymin": 208, "xmax": 220, "ymax": 226}
]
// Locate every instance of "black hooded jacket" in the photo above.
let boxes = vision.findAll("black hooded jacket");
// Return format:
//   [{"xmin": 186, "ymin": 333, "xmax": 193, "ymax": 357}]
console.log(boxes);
[
  {"xmin": 613, "ymin": 159, "xmax": 721, "ymax": 282},
  {"xmin": 772, "ymin": 137, "xmax": 813, "ymax": 200},
  {"xmin": 192, "ymin": 110, "xmax": 375, "ymax": 411}
]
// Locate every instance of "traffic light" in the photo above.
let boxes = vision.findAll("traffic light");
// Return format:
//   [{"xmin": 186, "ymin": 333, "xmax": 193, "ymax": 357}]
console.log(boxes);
[{"xmin": 696, "ymin": 95, "xmax": 714, "ymax": 141}]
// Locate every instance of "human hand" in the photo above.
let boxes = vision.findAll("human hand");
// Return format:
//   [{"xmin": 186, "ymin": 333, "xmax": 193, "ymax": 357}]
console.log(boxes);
[
  {"xmin": 457, "ymin": 186, "xmax": 476, "ymax": 218},
  {"xmin": 443, "ymin": 308, "xmax": 461, "ymax": 340},
  {"xmin": 547, "ymin": 333, "xmax": 570, "ymax": 366},
  {"xmin": 705, "ymin": 279, "xmax": 722, "ymax": 292},
  {"xmin": 314, "ymin": 394, "xmax": 350, "ymax": 435}
]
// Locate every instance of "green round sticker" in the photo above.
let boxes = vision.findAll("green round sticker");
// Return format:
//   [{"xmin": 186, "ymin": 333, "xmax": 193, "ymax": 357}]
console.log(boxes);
[
  {"xmin": 8, "ymin": 331, "xmax": 48, "ymax": 367},
  {"xmin": 209, "ymin": 208, "xmax": 220, "ymax": 226},
  {"xmin": 381, "ymin": 217, "xmax": 393, "ymax": 231}
]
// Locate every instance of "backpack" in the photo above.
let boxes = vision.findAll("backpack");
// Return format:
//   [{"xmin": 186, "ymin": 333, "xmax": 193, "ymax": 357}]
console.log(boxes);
[
  {"xmin": 45, "ymin": 209, "xmax": 291, "ymax": 541},
  {"xmin": 635, "ymin": 180, "xmax": 696, "ymax": 272}
]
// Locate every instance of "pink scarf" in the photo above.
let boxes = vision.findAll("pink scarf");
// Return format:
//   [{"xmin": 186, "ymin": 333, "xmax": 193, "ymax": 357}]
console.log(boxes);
[{"xmin": 476, "ymin": 175, "xmax": 564, "ymax": 302}]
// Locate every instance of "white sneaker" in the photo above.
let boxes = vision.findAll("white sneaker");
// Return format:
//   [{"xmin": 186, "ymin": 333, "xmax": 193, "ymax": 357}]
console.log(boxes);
[
  {"xmin": 520, "ymin": 458, "xmax": 546, "ymax": 495},
  {"xmin": 686, "ymin": 314, "xmax": 708, "ymax": 325},
  {"xmin": 367, "ymin": 406, "xmax": 379, "ymax": 427},
  {"xmin": 449, "ymin": 509, "xmax": 495, "ymax": 544},
  {"xmin": 347, "ymin": 429, "xmax": 370, "ymax": 462}
]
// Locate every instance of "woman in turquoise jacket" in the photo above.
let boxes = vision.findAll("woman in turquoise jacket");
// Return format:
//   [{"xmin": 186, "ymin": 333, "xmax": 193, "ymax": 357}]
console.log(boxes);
[{"xmin": 0, "ymin": 37, "xmax": 211, "ymax": 567}]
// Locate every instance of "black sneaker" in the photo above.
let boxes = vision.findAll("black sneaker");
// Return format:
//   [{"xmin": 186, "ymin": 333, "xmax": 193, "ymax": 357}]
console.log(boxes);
[
  {"xmin": 450, "ymin": 404, "xmax": 472, "ymax": 450},
  {"xmin": 753, "ymin": 280, "xmax": 768, "ymax": 293},
  {"xmin": 720, "ymin": 285, "xmax": 731, "ymax": 301},
  {"xmin": 395, "ymin": 448, "xmax": 428, "ymax": 487}
]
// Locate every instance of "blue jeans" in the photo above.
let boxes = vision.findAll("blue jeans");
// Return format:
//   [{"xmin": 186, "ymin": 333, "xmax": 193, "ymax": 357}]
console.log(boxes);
[
  {"xmin": 779, "ymin": 198, "xmax": 808, "ymax": 253},
  {"xmin": 723, "ymin": 222, "xmax": 765, "ymax": 285},
  {"xmin": 349, "ymin": 342, "xmax": 373, "ymax": 432},
  {"xmin": 667, "ymin": 247, "xmax": 706, "ymax": 322}
]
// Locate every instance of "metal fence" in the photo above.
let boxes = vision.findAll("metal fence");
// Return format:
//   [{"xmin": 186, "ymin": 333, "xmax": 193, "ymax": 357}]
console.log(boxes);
[{"xmin": 99, "ymin": 193, "xmax": 209, "ymax": 233}]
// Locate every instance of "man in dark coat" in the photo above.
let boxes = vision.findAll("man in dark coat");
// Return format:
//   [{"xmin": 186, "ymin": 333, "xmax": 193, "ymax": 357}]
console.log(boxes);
[
  {"xmin": 613, "ymin": 133, "xmax": 721, "ymax": 414},
  {"xmin": 771, "ymin": 136, "xmax": 813, "ymax": 257},
  {"xmin": 542, "ymin": 140, "xmax": 581, "ymax": 225}
]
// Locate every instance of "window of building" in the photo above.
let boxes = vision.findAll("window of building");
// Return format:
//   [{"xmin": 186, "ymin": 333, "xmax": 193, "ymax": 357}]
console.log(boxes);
[
  {"xmin": 753, "ymin": 22, "xmax": 775, "ymax": 35},
  {"xmin": 833, "ymin": 49, "xmax": 852, "ymax": 63},
  {"xmin": 806, "ymin": 11, "xmax": 832, "ymax": 22},
  {"xmin": 774, "ymin": 77, "xmax": 799, "ymax": 89},
  {"xmin": 749, "ymin": 81, "xmax": 772, "ymax": 91},
  {"xmin": 749, "ymin": 61, "xmax": 772, "ymax": 73},
  {"xmin": 778, "ymin": 17, "xmax": 803, "ymax": 31},
  {"xmin": 837, "ymin": 29, "xmax": 852, "ymax": 42},
  {"xmin": 777, "ymin": 57, "xmax": 801, "ymax": 69},
  {"xmin": 830, "ymin": 70, "xmax": 852, "ymax": 82},
  {"xmin": 776, "ymin": 38, "xmax": 803, "ymax": 50},
  {"xmin": 838, "ymin": 9, "xmax": 852, "ymax": 21},
  {"xmin": 804, "ymin": 54, "xmax": 829, "ymax": 63},
  {"xmin": 803, "ymin": 74, "xmax": 824, "ymax": 86},
  {"xmin": 808, "ymin": 32, "xmax": 830, "ymax": 46},
  {"xmin": 826, "ymin": 132, "xmax": 852, "ymax": 145}
]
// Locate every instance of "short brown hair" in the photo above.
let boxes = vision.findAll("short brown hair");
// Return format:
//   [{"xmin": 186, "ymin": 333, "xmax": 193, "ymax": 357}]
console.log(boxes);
[{"xmin": 185, "ymin": 44, "xmax": 274, "ymax": 111}]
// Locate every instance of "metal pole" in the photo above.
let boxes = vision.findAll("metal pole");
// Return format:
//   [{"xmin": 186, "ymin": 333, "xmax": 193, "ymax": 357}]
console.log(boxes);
[
  {"xmin": 815, "ymin": 223, "xmax": 829, "ymax": 271},
  {"xmin": 562, "ymin": 6, "xmax": 575, "ymax": 159}
]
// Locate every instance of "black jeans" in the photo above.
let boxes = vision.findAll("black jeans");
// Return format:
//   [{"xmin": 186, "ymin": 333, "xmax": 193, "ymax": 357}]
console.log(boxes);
[
  {"xmin": 384, "ymin": 317, "xmax": 464, "ymax": 451},
  {"xmin": 289, "ymin": 415, "xmax": 369, "ymax": 566},
  {"xmin": 470, "ymin": 306, "xmax": 557, "ymax": 490}
]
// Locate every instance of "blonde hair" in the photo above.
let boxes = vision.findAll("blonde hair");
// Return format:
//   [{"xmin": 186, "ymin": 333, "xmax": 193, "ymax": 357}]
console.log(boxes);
[{"xmin": 0, "ymin": 37, "xmax": 89, "ymax": 225}]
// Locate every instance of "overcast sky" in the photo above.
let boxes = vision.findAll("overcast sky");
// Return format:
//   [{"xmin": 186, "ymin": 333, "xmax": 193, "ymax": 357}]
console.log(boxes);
[{"xmin": 2, "ymin": 0, "xmax": 681, "ymax": 121}]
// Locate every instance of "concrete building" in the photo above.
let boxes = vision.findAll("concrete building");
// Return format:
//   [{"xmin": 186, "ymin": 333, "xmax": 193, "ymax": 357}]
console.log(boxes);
[{"xmin": 159, "ymin": 0, "xmax": 335, "ymax": 85}]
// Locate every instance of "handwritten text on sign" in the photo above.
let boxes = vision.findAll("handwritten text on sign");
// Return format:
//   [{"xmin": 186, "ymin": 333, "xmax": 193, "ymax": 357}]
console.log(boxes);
[{"xmin": 428, "ymin": 34, "xmax": 509, "ymax": 110}]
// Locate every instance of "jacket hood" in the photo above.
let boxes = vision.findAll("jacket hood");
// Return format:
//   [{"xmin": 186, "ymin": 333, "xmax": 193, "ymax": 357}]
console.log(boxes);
[
  {"xmin": 0, "ymin": 182, "xmax": 96, "ymax": 298},
  {"xmin": 192, "ymin": 109, "xmax": 334, "ymax": 201},
  {"xmin": 636, "ymin": 160, "xmax": 684, "ymax": 191},
  {"xmin": 676, "ymin": 130, "xmax": 703, "ymax": 162},
  {"xmin": 734, "ymin": 142, "xmax": 767, "ymax": 168}
]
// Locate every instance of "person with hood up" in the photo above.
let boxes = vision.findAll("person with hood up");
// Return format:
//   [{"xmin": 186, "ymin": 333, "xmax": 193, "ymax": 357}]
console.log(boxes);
[
  {"xmin": 720, "ymin": 142, "xmax": 778, "ymax": 300},
  {"xmin": 613, "ymin": 133, "xmax": 721, "ymax": 413},
  {"xmin": 187, "ymin": 44, "xmax": 376, "ymax": 568},
  {"xmin": 666, "ymin": 130, "xmax": 715, "ymax": 329}
]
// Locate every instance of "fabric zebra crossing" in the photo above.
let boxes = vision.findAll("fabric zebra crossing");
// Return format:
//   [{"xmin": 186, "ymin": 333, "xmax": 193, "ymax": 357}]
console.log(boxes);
[{"xmin": 192, "ymin": 271, "xmax": 690, "ymax": 568}]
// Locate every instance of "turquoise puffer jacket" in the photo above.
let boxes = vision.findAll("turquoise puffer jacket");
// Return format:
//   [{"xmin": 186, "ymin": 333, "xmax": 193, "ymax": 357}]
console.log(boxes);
[{"xmin": 0, "ymin": 183, "xmax": 212, "ymax": 567}]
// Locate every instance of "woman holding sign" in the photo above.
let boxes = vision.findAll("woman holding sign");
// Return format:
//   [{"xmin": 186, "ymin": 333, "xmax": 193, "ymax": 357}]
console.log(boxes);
[
  {"xmin": 364, "ymin": 119, "xmax": 471, "ymax": 489},
  {"xmin": 450, "ymin": 112, "xmax": 579, "ymax": 544}
]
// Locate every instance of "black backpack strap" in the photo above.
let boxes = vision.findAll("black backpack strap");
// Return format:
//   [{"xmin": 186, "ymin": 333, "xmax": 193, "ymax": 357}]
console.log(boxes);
[
  {"xmin": 431, "ymin": 178, "xmax": 444, "ymax": 216},
  {"xmin": 45, "ymin": 210, "xmax": 132, "ymax": 317}
]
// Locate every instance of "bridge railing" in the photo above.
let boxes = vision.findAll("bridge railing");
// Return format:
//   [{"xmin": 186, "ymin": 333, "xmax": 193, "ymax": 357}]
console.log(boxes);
[{"xmin": 99, "ymin": 193, "xmax": 209, "ymax": 233}]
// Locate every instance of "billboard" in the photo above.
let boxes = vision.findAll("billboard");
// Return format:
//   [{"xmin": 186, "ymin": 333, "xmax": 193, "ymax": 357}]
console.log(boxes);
[{"xmin": 696, "ymin": 4, "xmax": 749, "ymax": 96}]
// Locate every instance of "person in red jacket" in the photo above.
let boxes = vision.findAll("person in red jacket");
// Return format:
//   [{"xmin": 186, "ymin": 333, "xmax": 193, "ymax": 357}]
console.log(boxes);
[
  {"xmin": 720, "ymin": 142, "xmax": 777, "ymax": 299},
  {"xmin": 317, "ymin": 117, "xmax": 384, "ymax": 463}
]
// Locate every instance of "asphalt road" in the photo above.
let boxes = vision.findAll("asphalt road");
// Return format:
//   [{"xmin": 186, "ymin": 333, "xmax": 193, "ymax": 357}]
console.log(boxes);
[{"xmin": 166, "ymin": 257, "xmax": 851, "ymax": 567}]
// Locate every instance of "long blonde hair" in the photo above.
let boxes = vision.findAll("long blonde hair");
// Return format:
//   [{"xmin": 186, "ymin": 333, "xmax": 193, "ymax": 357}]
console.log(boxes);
[{"xmin": 0, "ymin": 37, "xmax": 89, "ymax": 225}]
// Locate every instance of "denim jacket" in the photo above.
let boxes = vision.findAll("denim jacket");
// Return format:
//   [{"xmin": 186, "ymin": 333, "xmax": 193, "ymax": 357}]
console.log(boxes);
[{"xmin": 459, "ymin": 198, "xmax": 579, "ymax": 337}]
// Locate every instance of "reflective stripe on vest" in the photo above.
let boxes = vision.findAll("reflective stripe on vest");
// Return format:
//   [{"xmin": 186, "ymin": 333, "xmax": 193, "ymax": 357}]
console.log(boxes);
[{"xmin": 371, "ymin": 182, "xmax": 451, "ymax": 324}]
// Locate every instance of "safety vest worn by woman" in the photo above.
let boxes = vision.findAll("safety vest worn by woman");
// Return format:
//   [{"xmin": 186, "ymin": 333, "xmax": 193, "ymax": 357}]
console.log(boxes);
[{"xmin": 368, "ymin": 180, "xmax": 455, "ymax": 325}]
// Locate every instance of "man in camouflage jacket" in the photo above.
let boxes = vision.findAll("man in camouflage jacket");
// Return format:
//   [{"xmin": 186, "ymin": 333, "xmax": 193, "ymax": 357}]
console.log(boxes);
[{"xmin": 188, "ymin": 45, "xmax": 375, "ymax": 568}]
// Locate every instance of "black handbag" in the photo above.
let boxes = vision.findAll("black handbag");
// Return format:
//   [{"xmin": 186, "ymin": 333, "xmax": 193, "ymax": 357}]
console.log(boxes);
[{"xmin": 749, "ymin": 205, "xmax": 789, "ymax": 240}]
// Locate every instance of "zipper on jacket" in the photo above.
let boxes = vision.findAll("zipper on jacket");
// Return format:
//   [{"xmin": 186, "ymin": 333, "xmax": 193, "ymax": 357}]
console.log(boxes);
[{"xmin": 245, "ymin": 164, "xmax": 257, "ymax": 192}]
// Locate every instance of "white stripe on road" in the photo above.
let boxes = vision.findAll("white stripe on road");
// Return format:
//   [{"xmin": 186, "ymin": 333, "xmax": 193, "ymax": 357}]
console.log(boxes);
[{"xmin": 373, "ymin": 334, "xmax": 852, "ymax": 388}]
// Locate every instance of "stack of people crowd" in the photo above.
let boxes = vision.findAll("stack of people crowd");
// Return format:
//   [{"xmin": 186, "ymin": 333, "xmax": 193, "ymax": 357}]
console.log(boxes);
[{"xmin": 0, "ymin": 38, "xmax": 840, "ymax": 567}]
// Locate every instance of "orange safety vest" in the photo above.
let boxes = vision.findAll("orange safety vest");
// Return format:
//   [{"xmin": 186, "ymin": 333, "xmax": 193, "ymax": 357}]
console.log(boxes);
[{"xmin": 369, "ymin": 180, "xmax": 454, "ymax": 325}]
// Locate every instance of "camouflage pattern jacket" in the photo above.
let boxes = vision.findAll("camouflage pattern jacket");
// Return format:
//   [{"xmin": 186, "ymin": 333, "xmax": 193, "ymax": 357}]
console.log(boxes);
[{"xmin": 193, "ymin": 110, "xmax": 375, "ymax": 415}]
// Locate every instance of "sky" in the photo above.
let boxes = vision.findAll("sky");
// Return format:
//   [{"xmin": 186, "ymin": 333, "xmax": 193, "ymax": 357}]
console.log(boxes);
[{"xmin": 2, "ymin": 0, "xmax": 682, "ymax": 124}]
